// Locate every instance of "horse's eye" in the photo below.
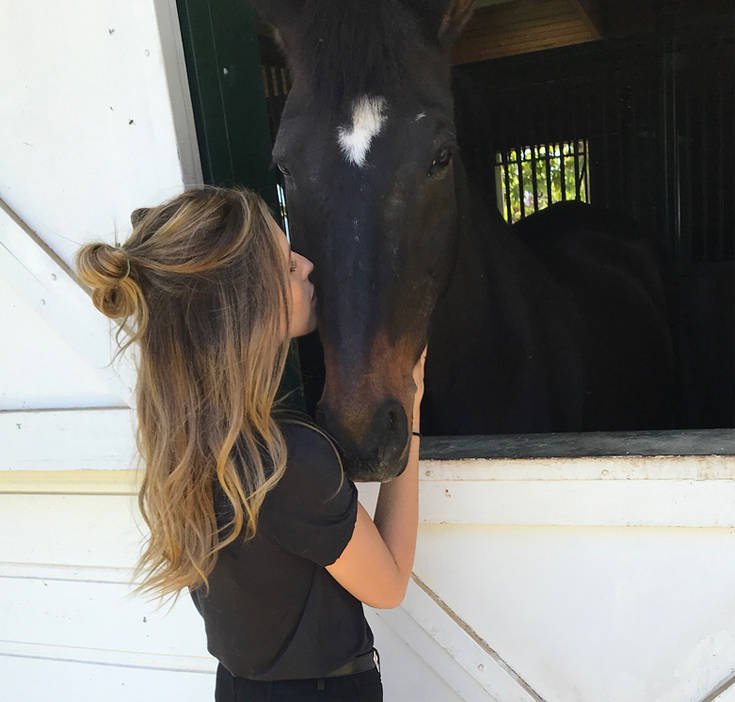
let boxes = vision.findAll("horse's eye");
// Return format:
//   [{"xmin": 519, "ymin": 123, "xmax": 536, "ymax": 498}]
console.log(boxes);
[
  {"xmin": 277, "ymin": 162, "xmax": 291, "ymax": 177},
  {"xmin": 428, "ymin": 148, "xmax": 453, "ymax": 177}
]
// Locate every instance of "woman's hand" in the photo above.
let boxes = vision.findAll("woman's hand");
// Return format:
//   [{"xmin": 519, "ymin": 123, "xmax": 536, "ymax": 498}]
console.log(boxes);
[
  {"xmin": 412, "ymin": 346, "xmax": 427, "ymax": 433},
  {"xmin": 326, "ymin": 345, "xmax": 427, "ymax": 609}
]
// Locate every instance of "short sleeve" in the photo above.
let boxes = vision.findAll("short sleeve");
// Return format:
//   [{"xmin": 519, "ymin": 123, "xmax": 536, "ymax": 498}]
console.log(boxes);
[{"xmin": 259, "ymin": 421, "xmax": 358, "ymax": 566}]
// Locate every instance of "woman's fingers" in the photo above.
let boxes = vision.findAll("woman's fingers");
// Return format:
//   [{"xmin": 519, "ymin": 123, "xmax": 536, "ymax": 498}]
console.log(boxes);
[
  {"xmin": 413, "ymin": 346, "xmax": 428, "ymax": 380},
  {"xmin": 412, "ymin": 352, "xmax": 426, "ymax": 432}
]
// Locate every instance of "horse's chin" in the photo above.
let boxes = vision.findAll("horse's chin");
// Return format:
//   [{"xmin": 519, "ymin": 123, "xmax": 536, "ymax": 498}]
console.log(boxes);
[
  {"xmin": 317, "ymin": 394, "xmax": 412, "ymax": 482},
  {"xmin": 345, "ymin": 452, "xmax": 409, "ymax": 483}
]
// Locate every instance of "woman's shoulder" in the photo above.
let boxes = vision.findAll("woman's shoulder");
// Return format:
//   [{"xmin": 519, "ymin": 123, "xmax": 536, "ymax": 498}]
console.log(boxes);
[
  {"xmin": 273, "ymin": 410, "xmax": 341, "ymax": 459},
  {"xmin": 260, "ymin": 412, "xmax": 357, "ymax": 565},
  {"xmin": 271, "ymin": 408, "xmax": 346, "ymax": 480},
  {"xmin": 265, "ymin": 408, "xmax": 354, "ymax": 510}
]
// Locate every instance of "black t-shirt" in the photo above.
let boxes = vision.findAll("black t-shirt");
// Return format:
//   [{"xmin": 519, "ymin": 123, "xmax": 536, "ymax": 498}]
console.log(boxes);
[{"xmin": 189, "ymin": 413, "xmax": 374, "ymax": 680}]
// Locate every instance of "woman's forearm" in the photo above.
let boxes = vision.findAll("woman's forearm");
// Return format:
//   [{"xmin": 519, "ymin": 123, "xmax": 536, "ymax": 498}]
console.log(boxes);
[
  {"xmin": 371, "ymin": 433, "xmax": 419, "ymax": 600},
  {"xmin": 328, "ymin": 350, "xmax": 425, "ymax": 608}
]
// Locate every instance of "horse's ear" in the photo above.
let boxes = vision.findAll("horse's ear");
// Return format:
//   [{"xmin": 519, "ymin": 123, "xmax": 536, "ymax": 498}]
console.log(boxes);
[
  {"xmin": 249, "ymin": 0, "xmax": 304, "ymax": 29},
  {"xmin": 437, "ymin": 0, "xmax": 474, "ymax": 45},
  {"xmin": 130, "ymin": 207, "xmax": 150, "ymax": 228},
  {"xmin": 405, "ymin": 0, "xmax": 474, "ymax": 47}
]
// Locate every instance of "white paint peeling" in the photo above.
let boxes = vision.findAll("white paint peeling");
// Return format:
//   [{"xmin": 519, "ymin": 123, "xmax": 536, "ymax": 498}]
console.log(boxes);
[
  {"xmin": 337, "ymin": 96, "xmax": 387, "ymax": 167},
  {"xmin": 415, "ymin": 112, "xmax": 427, "ymax": 122}
]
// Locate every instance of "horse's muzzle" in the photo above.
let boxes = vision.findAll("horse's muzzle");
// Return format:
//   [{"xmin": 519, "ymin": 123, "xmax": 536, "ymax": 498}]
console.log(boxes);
[{"xmin": 316, "ymin": 397, "xmax": 409, "ymax": 481}]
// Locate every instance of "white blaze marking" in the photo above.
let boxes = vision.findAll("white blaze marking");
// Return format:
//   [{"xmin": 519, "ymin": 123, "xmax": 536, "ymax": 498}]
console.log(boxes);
[{"xmin": 337, "ymin": 96, "xmax": 387, "ymax": 167}]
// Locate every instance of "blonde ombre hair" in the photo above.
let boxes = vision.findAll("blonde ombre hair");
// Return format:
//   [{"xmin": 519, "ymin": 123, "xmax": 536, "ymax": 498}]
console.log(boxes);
[{"xmin": 76, "ymin": 187, "xmax": 292, "ymax": 600}]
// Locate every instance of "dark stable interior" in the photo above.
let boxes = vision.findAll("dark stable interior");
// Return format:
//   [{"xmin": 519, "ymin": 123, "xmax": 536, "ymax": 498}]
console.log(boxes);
[{"xmin": 257, "ymin": 0, "xmax": 735, "ymax": 445}]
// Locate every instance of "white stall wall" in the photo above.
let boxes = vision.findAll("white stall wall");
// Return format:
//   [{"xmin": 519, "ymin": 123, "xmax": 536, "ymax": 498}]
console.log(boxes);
[
  {"xmin": 416, "ymin": 524, "xmax": 735, "ymax": 702},
  {"xmin": 1, "ymin": 0, "xmax": 199, "ymax": 411},
  {"xmin": 0, "ymin": 1, "xmax": 209, "ymax": 697},
  {"xmin": 0, "ymin": 0, "xmax": 200, "ymax": 269},
  {"xmin": 3, "ymin": 463, "xmax": 735, "ymax": 702}
]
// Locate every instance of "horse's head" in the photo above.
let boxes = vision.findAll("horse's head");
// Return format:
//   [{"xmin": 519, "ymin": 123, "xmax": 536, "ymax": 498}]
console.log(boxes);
[{"xmin": 253, "ymin": 0, "xmax": 473, "ymax": 480}]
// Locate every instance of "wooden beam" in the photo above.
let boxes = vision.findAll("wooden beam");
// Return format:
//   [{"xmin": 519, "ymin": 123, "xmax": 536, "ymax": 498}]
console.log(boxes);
[
  {"xmin": 568, "ymin": 0, "xmax": 603, "ymax": 38},
  {"xmin": 369, "ymin": 576, "xmax": 544, "ymax": 701},
  {"xmin": 453, "ymin": 0, "xmax": 602, "ymax": 65},
  {"xmin": 0, "ymin": 198, "xmax": 78, "ymax": 284},
  {"xmin": 0, "ymin": 202, "xmax": 135, "ymax": 407}
]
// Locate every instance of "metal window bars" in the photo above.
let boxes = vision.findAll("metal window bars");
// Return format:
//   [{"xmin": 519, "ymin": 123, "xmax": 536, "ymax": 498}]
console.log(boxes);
[{"xmin": 495, "ymin": 140, "xmax": 591, "ymax": 224}]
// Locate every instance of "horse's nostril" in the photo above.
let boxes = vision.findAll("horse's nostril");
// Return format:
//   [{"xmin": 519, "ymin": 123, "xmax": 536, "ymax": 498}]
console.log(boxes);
[{"xmin": 382, "ymin": 400, "xmax": 406, "ymax": 438}]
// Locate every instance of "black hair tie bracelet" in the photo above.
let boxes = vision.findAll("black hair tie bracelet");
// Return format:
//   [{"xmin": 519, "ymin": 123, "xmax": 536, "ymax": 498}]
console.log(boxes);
[{"xmin": 412, "ymin": 432, "xmax": 421, "ymax": 437}]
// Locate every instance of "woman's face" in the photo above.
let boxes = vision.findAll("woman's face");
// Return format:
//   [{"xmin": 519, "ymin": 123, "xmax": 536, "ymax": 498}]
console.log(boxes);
[{"xmin": 274, "ymin": 221, "xmax": 318, "ymax": 338}]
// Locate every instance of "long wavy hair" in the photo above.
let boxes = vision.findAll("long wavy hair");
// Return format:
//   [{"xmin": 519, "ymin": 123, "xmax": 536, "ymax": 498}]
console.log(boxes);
[{"xmin": 76, "ymin": 187, "xmax": 292, "ymax": 601}]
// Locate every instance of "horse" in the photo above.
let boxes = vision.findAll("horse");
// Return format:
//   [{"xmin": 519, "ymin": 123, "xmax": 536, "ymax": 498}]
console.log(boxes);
[{"xmin": 250, "ymin": 0, "xmax": 675, "ymax": 481}]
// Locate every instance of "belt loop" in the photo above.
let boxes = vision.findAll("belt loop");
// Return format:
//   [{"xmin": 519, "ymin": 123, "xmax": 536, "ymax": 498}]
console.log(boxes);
[
  {"xmin": 316, "ymin": 678, "xmax": 326, "ymax": 691},
  {"xmin": 372, "ymin": 647, "xmax": 381, "ymax": 674}
]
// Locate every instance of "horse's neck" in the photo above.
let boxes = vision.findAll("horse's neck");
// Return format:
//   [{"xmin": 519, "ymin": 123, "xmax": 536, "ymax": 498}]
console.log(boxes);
[
  {"xmin": 441, "ymin": 158, "xmax": 538, "ymax": 330},
  {"xmin": 425, "ymin": 158, "xmax": 567, "ymax": 433}
]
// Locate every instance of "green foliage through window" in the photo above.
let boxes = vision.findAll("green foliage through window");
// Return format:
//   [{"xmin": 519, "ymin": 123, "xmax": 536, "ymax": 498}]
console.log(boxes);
[{"xmin": 496, "ymin": 140, "xmax": 591, "ymax": 223}]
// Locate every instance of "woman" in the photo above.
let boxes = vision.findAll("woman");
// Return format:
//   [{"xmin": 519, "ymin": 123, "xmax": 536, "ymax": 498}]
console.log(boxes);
[{"xmin": 76, "ymin": 186, "xmax": 425, "ymax": 701}]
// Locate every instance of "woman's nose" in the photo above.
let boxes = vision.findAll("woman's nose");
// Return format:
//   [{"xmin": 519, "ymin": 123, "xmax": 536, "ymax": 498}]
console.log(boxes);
[{"xmin": 303, "ymin": 257, "xmax": 315, "ymax": 275}]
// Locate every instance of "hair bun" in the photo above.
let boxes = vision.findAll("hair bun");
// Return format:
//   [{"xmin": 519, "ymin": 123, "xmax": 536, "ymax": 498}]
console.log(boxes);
[{"xmin": 76, "ymin": 242, "xmax": 140, "ymax": 320}]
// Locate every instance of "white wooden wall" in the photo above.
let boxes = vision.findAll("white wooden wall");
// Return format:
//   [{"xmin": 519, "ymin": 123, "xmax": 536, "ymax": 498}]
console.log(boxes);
[
  {"xmin": 3, "ymin": 453, "xmax": 735, "ymax": 702},
  {"xmin": 3, "ymin": 2, "xmax": 735, "ymax": 701}
]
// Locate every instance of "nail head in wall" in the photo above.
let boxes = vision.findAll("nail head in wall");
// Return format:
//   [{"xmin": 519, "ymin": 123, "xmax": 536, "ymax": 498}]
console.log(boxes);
[
  {"xmin": 108, "ymin": 28, "xmax": 115, "ymax": 35},
  {"xmin": 128, "ymin": 119, "xmax": 135, "ymax": 125},
  {"xmin": 144, "ymin": 49, "xmax": 150, "ymax": 57}
]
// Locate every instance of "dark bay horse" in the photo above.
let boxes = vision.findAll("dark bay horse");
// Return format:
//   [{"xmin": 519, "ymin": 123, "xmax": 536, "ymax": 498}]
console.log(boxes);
[{"xmin": 251, "ymin": 0, "xmax": 675, "ymax": 481}]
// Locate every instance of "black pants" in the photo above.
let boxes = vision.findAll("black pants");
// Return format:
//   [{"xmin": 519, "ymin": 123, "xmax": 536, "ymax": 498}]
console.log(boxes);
[{"xmin": 215, "ymin": 664, "xmax": 383, "ymax": 701}]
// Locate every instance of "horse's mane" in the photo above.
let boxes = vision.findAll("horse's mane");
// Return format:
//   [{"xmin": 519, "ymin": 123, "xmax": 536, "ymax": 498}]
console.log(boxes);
[{"xmin": 284, "ymin": 0, "xmax": 446, "ymax": 116}]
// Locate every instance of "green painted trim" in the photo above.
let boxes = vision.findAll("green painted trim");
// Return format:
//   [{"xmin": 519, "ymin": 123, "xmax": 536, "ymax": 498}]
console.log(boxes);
[
  {"xmin": 175, "ymin": 0, "xmax": 304, "ymax": 410},
  {"xmin": 175, "ymin": 0, "xmax": 277, "ymax": 207}
]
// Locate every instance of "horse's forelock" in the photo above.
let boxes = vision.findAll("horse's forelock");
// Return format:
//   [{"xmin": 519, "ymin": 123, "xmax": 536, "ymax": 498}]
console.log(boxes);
[{"xmin": 279, "ymin": 0, "xmax": 433, "ymax": 115}]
